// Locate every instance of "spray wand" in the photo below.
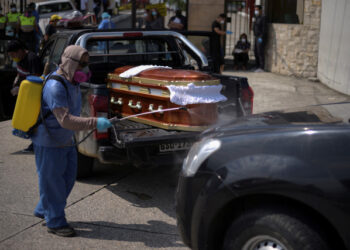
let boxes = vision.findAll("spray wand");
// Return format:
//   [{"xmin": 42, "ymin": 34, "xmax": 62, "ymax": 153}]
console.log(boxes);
[{"xmin": 76, "ymin": 106, "xmax": 187, "ymax": 146}]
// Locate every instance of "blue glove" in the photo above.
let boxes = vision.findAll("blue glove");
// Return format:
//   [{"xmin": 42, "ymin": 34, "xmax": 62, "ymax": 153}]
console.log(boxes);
[
  {"xmin": 226, "ymin": 31, "xmax": 233, "ymax": 35},
  {"xmin": 96, "ymin": 117, "xmax": 112, "ymax": 131},
  {"xmin": 258, "ymin": 37, "xmax": 263, "ymax": 43}
]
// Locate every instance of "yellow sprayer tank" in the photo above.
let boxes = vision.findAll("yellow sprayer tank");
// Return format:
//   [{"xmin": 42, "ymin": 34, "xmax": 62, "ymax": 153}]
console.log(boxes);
[{"xmin": 12, "ymin": 76, "xmax": 44, "ymax": 132}]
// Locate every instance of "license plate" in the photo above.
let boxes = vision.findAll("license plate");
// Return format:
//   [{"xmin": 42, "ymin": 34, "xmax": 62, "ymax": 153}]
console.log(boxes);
[{"xmin": 159, "ymin": 142, "xmax": 193, "ymax": 152}]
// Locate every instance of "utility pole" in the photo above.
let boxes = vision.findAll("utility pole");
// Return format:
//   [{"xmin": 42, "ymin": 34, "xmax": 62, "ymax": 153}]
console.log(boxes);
[{"xmin": 131, "ymin": 0, "xmax": 136, "ymax": 28}]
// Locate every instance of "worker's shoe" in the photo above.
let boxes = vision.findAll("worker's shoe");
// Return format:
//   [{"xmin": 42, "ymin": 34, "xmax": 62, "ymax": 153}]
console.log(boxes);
[{"xmin": 47, "ymin": 226, "xmax": 76, "ymax": 237}]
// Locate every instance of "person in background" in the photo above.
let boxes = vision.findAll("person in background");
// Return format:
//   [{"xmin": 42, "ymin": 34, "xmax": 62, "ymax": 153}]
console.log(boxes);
[
  {"xmin": 93, "ymin": 0, "xmax": 102, "ymax": 22},
  {"xmin": 17, "ymin": 6, "xmax": 39, "ymax": 52},
  {"xmin": 7, "ymin": 40, "xmax": 43, "ymax": 153},
  {"xmin": 44, "ymin": 15, "xmax": 61, "ymax": 42},
  {"xmin": 80, "ymin": 0, "xmax": 88, "ymax": 14},
  {"xmin": 28, "ymin": 2, "xmax": 42, "ymax": 54},
  {"xmin": 253, "ymin": 5, "xmax": 267, "ymax": 72},
  {"xmin": 232, "ymin": 33, "xmax": 251, "ymax": 70},
  {"xmin": 212, "ymin": 13, "xmax": 232, "ymax": 73},
  {"xmin": 98, "ymin": 12, "xmax": 115, "ymax": 29},
  {"xmin": 31, "ymin": 45, "xmax": 112, "ymax": 237},
  {"xmin": 168, "ymin": 9, "xmax": 186, "ymax": 31},
  {"xmin": 145, "ymin": 8, "xmax": 164, "ymax": 29},
  {"xmin": 6, "ymin": 3, "xmax": 20, "ymax": 38}
]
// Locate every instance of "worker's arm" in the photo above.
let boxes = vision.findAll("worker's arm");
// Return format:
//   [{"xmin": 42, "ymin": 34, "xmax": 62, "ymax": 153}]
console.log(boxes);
[
  {"xmin": 53, "ymin": 107, "xmax": 97, "ymax": 130},
  {"xmin": 168, "ymin": 21, "xmax": 183, "ymax": 30},
  {"xmin": 214, "ymin": 27, "xmax": 226, "ymax": 36}
]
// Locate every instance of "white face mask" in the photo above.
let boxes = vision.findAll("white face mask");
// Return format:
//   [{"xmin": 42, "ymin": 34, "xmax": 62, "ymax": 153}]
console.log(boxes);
[
  {"xmin": 11, "ymin": 8, "xmax": 17, "ymax": 12},
  {"xmin": 241, "ymin": 38, "xmax": 246, "ymax": 43},
  {"xmin": 220, "ymin": 20, "xmax": 224, "ymax": 24},
  {"xmin": 255, "ymin": 10, "xmax": 260, "ymax": 16}
]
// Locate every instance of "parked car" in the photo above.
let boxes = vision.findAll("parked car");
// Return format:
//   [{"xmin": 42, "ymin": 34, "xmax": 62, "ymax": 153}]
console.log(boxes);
[
  {"xmin": 176, "ymin": 102, "xmax": 350, "ymax": 250},
  {"xmin": 35, "ymin": 0, "xmax": 80, "ymax": 33}
]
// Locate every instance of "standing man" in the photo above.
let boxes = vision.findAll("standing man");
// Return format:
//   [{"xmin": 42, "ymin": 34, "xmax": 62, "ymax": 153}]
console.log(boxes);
[
  {"xmin": 31, "ymin": 45, "xmax": 112, "ymax": 237},
  {"xmin": 253, "ymin": 5, "xmax": 267, "ymax": 72},
  {"xmin": 18, "ymin": 7, "xmax": 38, "ymax": 52},
  {"xmin": 212, "ymin": 13, "xmax": 232, "ymax": 73},
  {"xmin": 6, "ymin": 3, "xmax": 21, "ymax": 38},
  {"xmin": 98, "ymin": 12, "xmax": 115, "ymax": 29},
  {"xmin": 44, "ymin": 15, "xmax": 62, "ymax": 42},
  {"xmin": 28, "ymin": 2, "xmax": 42, "ymax": 54}
]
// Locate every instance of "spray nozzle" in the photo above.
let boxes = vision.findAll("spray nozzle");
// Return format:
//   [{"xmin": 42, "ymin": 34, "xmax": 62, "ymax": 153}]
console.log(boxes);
[{"xmin": 179, "ymin": 107, "xmax": 187, "ymax": 111}]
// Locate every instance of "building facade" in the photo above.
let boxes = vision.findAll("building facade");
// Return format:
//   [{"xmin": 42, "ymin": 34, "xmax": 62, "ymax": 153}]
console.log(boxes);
[{"xmin": 265, "ymin": 0, "xmax": 321, "ymax": 78}]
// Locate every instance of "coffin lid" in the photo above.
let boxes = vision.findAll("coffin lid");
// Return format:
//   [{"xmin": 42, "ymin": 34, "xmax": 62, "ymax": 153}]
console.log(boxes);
[{"xmin": 113, "ymin": 66, "xmax": 216, "ymax": 81}]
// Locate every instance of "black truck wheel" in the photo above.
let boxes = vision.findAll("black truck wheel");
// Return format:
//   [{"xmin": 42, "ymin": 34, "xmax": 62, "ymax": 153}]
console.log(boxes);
[
  {"xmin": 222, "ymin": 207, "xmax": 330, "ymax": 250},
  {"xmin": 77, "ymin": 151, "xmax": 94, "ymax": 179}
]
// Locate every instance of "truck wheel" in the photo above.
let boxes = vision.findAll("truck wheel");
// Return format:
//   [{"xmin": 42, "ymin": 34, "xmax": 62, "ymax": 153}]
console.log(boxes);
[
  {"xmin": 77, "ymin": 151, "xmax": 94, "ymax": 179},
  {"xmin": 222, "ymin": 207, "xmax": 330, "ymax": 250}
]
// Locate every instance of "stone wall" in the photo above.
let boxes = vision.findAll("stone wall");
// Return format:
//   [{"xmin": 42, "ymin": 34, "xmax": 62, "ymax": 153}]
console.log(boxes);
[{"xmin": 265, "ymin": 0, "xmax": 322, "ymax": 78}]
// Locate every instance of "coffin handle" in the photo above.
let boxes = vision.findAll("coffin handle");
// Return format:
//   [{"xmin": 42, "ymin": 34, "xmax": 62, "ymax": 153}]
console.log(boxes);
[
  {"xmin": 111, "ymin": 97, "xmax": 123, "ymax": 105},
  {"xmin": 148, "ymin": 104, "xmax": 164, "ymax": 114},
  {"xmin": 128, "ymin": 100, "xmax": 142, "ymax": 110}
]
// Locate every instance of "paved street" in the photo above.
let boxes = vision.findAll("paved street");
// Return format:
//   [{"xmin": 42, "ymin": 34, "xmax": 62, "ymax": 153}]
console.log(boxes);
[{"xmin": 1, "ymin": 70, "xmax": 349, "ymax": 249}]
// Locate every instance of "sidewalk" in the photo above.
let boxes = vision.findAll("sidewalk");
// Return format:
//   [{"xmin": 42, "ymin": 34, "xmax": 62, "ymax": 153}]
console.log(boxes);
[{"xmin": 223, "ymin": 69, "xmax": 350, "ymax": 114}]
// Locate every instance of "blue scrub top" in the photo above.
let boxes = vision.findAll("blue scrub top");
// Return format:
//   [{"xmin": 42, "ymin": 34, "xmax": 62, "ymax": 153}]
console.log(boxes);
[
  {"xmin": 98, "ymin": 19, "xmax": 116, "ymax": 30},
  {"xmin": 31, "ymin": 71, "xmax": 81, "ymax": 147}
]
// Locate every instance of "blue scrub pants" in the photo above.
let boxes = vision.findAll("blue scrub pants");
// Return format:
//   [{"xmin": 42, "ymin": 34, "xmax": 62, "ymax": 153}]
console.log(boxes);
[{"xmin": 33, "ymin": 144, "xmax": 77, "ymax": 228}]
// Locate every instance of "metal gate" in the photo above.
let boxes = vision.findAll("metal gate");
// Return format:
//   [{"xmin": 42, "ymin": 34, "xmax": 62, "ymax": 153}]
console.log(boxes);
[{"xmin": 224, "ymin": 0, "xmax": 255, "ymax": 59}]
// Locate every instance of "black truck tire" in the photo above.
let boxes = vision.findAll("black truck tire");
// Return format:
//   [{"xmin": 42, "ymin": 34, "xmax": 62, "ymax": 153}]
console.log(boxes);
[
  {"xmin": 222, "ymin": 207, "xmax": 330, "ymax": 250},
  {"xmin": 77, "ymin": 151, "xmax": 94, "ymax": 179}
]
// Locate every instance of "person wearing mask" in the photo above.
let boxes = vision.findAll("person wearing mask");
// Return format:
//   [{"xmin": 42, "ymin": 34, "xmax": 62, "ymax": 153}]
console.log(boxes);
[
  {"xmin": 98, "ymin": 12, "xmax": 115, "ymax": 29},
  {"xmin": 31, "ymin": 45, "xmax": 112, "ymax": 237},
  {"xmin": 18, "ymin": 6, "xmax": 39, "ymax": 52},
  {"xmin": 232, "ymin": 33, "xmax": 251, "ymax": 70},
  {"xmin": 7, "ymin": 40, "xmax": 43, "ymax": 97},
  {"xmin": 253, "ymin": 5, "xmax": 267, "ymax": 72},
  {"xmin": 44, "ymin": 15, "xmax": 61, "ymax": 42},
  {"xmin": 212, "ymin": 13, "xmax": 232, "ymax": 73},
  {"xmin": 6, "ymin": 4, "xmax": 20, "ymax": 38},
  {"xmin": 168, "ymin": 9, "xmax": 186, "ymax": 31},
  {"xmin": 145, "ymin": 8, "xmax": 164, "ymax": 29},
  {"xmin": 7, "ymin": 40, "xmax": 43, "ymax": 153}
]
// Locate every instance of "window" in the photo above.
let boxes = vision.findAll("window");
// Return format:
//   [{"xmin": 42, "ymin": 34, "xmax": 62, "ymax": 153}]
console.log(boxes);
[
  {"xmin": 86, "ymin": 38, "xmax": 177, "ymax": 65},
  {"xmin": 266, "ymin": 0, "xmax": 304, "ymax": 24},
  {"xmin": 38, "ymin": 2, "xmax": 73, "ymax": 14}
]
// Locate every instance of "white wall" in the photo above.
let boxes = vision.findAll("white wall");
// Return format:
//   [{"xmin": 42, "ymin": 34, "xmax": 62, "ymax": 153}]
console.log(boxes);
[{"xmin": 318, "ymin": 0, "xmax": 350, "ymax": 94}]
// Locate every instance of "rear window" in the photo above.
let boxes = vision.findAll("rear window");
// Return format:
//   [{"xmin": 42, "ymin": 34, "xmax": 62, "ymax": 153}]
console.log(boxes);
[
  {"xmin": 86, "ymin": 38, "xmax": 178, "ymax": 66},
  {"xmin": 38, "ymin": 2, "xmax": 73, "ymax": 14}
]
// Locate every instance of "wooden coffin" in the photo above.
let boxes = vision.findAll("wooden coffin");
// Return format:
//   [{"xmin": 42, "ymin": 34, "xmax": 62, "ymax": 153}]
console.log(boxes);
[{"xmin": 107, "ymin": 66, "xmax": 220, "ymax": 131}]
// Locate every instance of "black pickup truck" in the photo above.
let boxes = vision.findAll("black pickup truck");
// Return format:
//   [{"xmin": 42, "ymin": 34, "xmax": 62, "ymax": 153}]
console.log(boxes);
[{"xmin": 41, "ymin": 29, "xmax": 254, "ymax": 177}]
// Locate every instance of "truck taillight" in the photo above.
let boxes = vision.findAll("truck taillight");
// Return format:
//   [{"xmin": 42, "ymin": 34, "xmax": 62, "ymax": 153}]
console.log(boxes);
[
  {"xmin": 89, "ymin": 94, "xmax": 109, "ymax": 139},
  {"xmin": 241, "ymin": 86, "xmax": 254, "ymax": 114}
]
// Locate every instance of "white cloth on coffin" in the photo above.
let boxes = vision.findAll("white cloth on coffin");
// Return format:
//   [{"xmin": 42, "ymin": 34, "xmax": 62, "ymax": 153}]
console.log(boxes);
[
  {"xmin": 119, "ymin": 65, "xmax": 172, "ymax": 78},
  {"xmin": 166, "ymin": 83, "xmax": 227, "ymax": 105}
]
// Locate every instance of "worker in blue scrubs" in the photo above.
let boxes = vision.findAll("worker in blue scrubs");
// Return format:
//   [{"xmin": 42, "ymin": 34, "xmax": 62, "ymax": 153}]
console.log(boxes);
[{"xmin": 31, "ymin": 45, "xmax": 112, "ymax": 237}]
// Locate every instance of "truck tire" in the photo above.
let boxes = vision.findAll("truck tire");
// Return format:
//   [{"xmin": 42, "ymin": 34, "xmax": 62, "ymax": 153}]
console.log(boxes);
[
  {"xmin": 222, "ymin": 207, "xmax": 330, "ymax": 250},
  {"xmin": 77, "ymin": 151, "xmax": 94, "ymax": 179}
]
